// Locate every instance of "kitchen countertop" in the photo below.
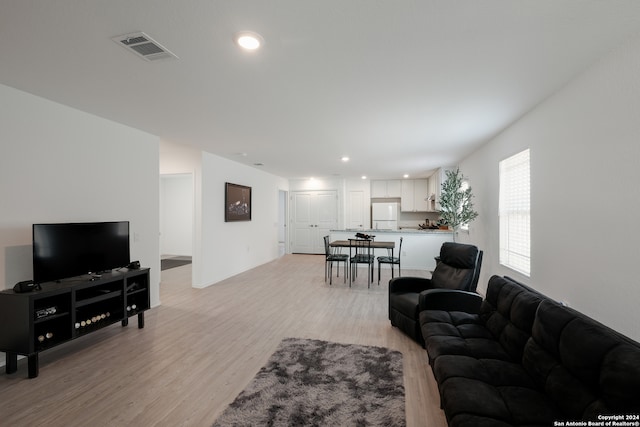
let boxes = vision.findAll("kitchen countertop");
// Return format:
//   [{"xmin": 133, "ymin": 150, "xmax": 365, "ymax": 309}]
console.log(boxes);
[
  {"xmin": 330, "ymin": 229, "xmax": 453, "ymax": 270},
  {"xmin": 333, "ymin": 228, "xmax": 453, "ymax": 234}
]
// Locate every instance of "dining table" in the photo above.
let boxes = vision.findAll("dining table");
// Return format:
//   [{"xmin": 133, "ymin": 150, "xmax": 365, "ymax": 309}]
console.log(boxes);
[
  {"xmin": 330, "ymin": 239, "xmax": 396, "ymax": 263},
  {"xmin": 329, "ymin": 239, "xmax": 395, "ymax": 287},
  {"xmin": 329, "ymin": 239, "xmax": 395, "ymax": 256}
]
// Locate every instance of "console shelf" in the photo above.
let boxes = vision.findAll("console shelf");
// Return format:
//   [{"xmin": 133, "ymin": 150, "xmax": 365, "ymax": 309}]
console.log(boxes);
[
  {"xmin": 75, "ymin": 290, "xmax": 123, "ymax": 307},
  {"xmin": 0, "ymin": 268, "xmax": 150, "ymax": 378}
]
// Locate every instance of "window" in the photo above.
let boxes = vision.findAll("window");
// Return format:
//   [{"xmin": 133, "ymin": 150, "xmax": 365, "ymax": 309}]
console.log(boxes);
[{"xmin": 499, "ymin": 149, "xmax": 530, "ymax": 276}]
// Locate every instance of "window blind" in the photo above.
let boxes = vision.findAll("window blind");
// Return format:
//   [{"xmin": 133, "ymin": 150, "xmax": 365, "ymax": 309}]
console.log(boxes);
[{"xmin": 499, "ymin": 149, "xmax": 530, "ymax": 276}]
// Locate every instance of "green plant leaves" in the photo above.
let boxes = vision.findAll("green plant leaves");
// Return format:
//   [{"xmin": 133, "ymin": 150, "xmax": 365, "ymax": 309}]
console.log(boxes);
[{"xmin": 439, "ymin": 168, "xmax": 479, "ymax": 230}]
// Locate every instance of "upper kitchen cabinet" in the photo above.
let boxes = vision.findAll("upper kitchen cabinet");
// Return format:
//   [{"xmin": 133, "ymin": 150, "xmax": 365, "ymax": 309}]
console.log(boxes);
[
  {"xmin": 431, "ymin": 167, "xmax": 454, "ymax": 211},
  {"xmin": 401, "ymin": 179, "xmax": 429, "ymax": 212},
  {"xmin": 371, "ymin": 180, "xmax": 402, "ymax": 198},
  {"xmin": 427, "ymin": 171, "xmax": 439, "ymax": 212}
]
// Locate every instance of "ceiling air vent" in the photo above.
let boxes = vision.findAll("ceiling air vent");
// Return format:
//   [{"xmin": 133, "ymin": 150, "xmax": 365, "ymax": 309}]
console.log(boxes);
[{"xmin": 112, "ymin": 32, "xmax": 178, "ymax": 61}]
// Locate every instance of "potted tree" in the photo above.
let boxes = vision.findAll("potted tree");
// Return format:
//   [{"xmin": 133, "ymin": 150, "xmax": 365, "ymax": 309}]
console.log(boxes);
[{"xmin": 439, "ymin": 168, "xmax": 479, "ymax": 241}]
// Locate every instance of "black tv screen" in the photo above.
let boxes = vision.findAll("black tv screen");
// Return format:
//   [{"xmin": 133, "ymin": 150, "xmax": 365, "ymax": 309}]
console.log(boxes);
[{"xmin": 33, "ymin": 221, "xmax": 130, "ymax": 283}]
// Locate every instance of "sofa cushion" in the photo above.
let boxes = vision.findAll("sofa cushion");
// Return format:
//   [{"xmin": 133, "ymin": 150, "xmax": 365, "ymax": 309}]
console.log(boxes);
[
  {"xmin": 433, "ymin": 355, "xmax": 536, "ymax": 389},
  {"xmin": 420, "ymin": 276, "xmax": 543, "ymax": 365},
  {"xmin": 434, "ymin": 355, "xmax": 560, "ymax": 425},
  {"xmin": 440, "ymin": 377, "xmax": 559, "ymax": 426},
  {"xmin": 439, "ymin": 242, "xmax": 479, "ymax": 268},
  {"xmin": 480, "ymin": 276, "xmax": 544, "ymax": 361},
  {"xmin": 389, "ymin": 292, "xmax": 420, "ymax": 318},
  {"xmin": 523, "ymin": 300, "xmax": 640, "ymax": 419},
  {"xmin": 420, "ymin": 310, "xmax": 512, "ymax": 363},
  {"xmin": 445, "ymin": 414, "xmax": 518, "ymax": 427},
  {"xmin": 430, "ymin": 242, "xmax": 480, "ymax": 291},
  {"xmin": 431, "ymin": 263, "xmax": 474, "ymax": 290}
]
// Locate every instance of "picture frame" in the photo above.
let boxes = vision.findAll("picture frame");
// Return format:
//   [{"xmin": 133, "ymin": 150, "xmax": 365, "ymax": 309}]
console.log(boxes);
[{"xmin": 225, "ymin": 182, "xmax": 252, "ymax": 222}]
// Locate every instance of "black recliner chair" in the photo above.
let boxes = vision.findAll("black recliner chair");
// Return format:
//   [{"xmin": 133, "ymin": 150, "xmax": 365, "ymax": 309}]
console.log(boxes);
[{"xmin": 388, "ymin": 242, "xmax": 483, "ymax": 346}]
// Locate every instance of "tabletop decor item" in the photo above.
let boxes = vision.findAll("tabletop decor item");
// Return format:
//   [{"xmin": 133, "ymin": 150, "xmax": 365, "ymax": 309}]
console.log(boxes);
[{"xmin": 438, "ymin": 168, "xmax": 479, "ymax": 240}]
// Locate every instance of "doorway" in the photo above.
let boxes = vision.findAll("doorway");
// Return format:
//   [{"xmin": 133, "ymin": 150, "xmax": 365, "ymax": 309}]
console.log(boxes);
[
  {"xmin": 160, "ymin": 173, "xmax": 194, "ymax": 272},
  {"xmin": 278, "ymin": 190, "xmax": 288, "ymax": 256},
  {"xmin": 290, "ymin": 190, "xmax": 338, "ymax": 254}
]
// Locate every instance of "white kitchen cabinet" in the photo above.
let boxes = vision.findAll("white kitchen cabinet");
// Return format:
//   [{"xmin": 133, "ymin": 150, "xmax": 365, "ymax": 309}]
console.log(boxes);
[
  {"xmin": 401, "ymin": 179, "xmax": 429, "ymax": 212},
  {"xmin": 371, "ymin": 180, "xmax": 402, "ymax": 198},
  {"xmin": 371, "ymin": 180, "xmax": 386, "ymax": 198},
  {"xmin": 414, "ymin": 179, "xmax": 429, "ymax": 211},
  {"xmin": 427, "ymin": 172, "xmax": 438, "ymax": 212},
  {"xmin": 401, "ymin": 180, "xmax": 415, "ymax": 211},
  {"xmin": 386, "ymin": 180, "xmax": 402, "ymax": 197}
]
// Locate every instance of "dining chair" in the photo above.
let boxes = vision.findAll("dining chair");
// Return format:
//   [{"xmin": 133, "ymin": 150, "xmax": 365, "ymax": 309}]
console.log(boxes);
[
  {"xmin": 323, "ymin": 236, "xmax": 348, "ymax": 285},
  {"xmin": 348, "ymin": 238, "xmax": 375, "ymax": 288},
  {"xmin": 377, "ymin": 237, "xmax": 402, "ymax": 284}
]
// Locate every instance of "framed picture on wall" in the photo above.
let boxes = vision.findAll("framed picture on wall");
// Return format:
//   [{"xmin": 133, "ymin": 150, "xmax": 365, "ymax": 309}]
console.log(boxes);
[{"xmin": 225, "ymin": 182, "xmax": 252, "ymax": 222}]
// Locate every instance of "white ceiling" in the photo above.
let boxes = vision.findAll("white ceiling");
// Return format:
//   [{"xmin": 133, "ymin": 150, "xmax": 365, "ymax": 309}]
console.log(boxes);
[{"xmin": 2, "ymin": 1, "xmax": 640, "ymax": 180}]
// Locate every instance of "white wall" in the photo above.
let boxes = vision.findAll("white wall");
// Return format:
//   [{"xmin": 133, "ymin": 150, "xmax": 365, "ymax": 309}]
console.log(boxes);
[
  {"xmin": 160, "ymin": 174, "xmax": 194, "ymax": 256},
  {"xmin": 159, "ymin": 141, "xmax": 289, "ymax": 288},
  {"xmin": 0, "ymin": 84, "xmax": 160, "ymax": 338},
  {"xmin": 459, "ymin": 33, "xmax": 640, "ymax": 341},
  {"xmin": 198, "ymin": 152, "xmax": 289, "ymax": 287}
]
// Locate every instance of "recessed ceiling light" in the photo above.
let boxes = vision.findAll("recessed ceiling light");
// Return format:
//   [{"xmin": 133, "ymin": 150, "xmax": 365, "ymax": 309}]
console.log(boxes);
[
  {"xmin": 403, "ymin": 174, "xmax": 409, "ymax": 178},
  {"xmin": 234, "ymin": 31, "xmax": 264, "ymax": 50},
  {"xmin": 341, "ymin": 156, "xmax": 350, "ymax": 162},
  {"xmin": 361, "ymin": 176, "xmax": 367, "ymax": 180}
]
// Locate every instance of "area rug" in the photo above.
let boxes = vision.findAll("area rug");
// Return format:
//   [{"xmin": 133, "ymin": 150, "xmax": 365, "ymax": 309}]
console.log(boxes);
[{"xmin": 212, "ymin": 338, "xmax": 405, "ymax": 427}]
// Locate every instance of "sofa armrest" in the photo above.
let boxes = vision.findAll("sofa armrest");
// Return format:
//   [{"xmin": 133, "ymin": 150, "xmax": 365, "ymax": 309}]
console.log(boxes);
[
  {"xmin": 418, "ymin": 289, "xmax": 483, "ymax": 314},
  {"xmin": 389, "ymin": 276, "xmax": 434, "ymax": 294}
]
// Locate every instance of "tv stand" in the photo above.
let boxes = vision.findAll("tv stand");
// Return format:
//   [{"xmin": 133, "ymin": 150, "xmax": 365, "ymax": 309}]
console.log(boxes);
[{"xmin": 0, "ymin": 268, "xmax": 150, "ymax": 378}]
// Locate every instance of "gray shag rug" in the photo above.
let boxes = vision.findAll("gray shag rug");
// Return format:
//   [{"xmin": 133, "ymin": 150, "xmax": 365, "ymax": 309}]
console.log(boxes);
[{"xmin": 212, "ymin": 338, "xmax": 406, "ymax": 427}]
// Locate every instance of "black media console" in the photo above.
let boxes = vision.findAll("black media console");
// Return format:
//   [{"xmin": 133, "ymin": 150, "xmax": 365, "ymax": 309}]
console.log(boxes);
[{"xmin": 0, "ymin": 268, "xmax": 150, "ymax": 378}]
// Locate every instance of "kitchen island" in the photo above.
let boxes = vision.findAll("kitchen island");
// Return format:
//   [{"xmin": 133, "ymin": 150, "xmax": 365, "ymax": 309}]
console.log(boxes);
[{"xmin": 329, "ymin": 229, "xmax": 454, "ymax": 271}]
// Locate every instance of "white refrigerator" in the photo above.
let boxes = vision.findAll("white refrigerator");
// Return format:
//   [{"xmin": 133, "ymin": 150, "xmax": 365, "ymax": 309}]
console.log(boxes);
[{"xmin": 371, "ymin": 202, "xmax": 399, "ymax": 230}]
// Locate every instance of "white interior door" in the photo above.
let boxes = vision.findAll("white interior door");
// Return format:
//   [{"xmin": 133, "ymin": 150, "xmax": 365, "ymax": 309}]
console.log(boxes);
[
  {"xmin": 291, "ymin": 192, "xmax": 314, "ymax": 253},
  {"xmin": 347, "ymin": 190, "xmax": 365, "ymax": 230},
  {"xmin": 291, "ymin": 190, "xmax": 337, "ymax": 254}
]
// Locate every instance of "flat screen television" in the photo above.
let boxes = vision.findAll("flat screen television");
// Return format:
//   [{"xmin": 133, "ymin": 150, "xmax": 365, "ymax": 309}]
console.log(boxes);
[{"xmin": 33, "ymin": 221, "xmax": 130, "ymax": 283}]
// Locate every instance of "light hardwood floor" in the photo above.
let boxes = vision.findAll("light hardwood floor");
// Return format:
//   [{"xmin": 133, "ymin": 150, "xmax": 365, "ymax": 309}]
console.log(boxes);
[{"xmin": 0, "ymin": 255, "xmax": 447, "ymax": 427}]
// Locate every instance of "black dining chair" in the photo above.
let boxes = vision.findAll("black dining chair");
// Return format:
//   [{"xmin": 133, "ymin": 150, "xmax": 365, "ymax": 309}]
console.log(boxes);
[
  {"xmin": 348, "ymin": 238, "xmax": 375, "ymax": 288},
  {"xmin": 323, "ymin": 236, "xmax": 348, "ymax": 285},
  {"xmin": 377, "ymin": 237, "xmax": 402, "ymax": 284}
]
